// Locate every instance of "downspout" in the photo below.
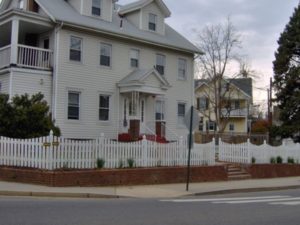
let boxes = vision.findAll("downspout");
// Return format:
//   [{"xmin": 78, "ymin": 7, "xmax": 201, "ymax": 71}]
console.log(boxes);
[{"xmin": 52, "ymin": 21, "xmax": 64, "ymax": 121}]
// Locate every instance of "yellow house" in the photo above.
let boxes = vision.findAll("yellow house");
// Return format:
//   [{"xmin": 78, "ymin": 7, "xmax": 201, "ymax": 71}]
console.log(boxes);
[{"xmin": 194, "ymin": 78, "xmax": 253, "ymax": 134}]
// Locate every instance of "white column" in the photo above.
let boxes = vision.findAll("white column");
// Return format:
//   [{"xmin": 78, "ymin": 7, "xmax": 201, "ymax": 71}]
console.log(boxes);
[{"xmin": 10, "ymin": 19, "xmax": 19, "ymax": 65}]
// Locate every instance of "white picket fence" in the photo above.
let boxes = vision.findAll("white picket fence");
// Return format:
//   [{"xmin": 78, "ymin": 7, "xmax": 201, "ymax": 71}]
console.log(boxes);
[
  {"xmin": 0, "ymin": 132, "xmax": 215, "ymax": 170},
  {"xmin": 219, "ymin": 139, "xmax": 300, "ymax": 164}
]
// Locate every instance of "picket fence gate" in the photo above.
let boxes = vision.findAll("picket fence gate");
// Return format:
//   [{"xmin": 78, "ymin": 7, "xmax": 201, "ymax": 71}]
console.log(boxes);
[{"xmin": 0, "ymin": 131, "xmax": 215, "ymax": 170}]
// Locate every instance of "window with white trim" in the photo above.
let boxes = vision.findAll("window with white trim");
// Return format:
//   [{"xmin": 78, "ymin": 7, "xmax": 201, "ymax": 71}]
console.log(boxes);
[
  {"xmin": 100, "ymin": 43, "xmax": 112, "ymax": 67},
  {"xmin": 69, "ymin": 36, "xmax": 82, "ymax": 62},
  {"xmin": 178, "ymin": 58, "xmax": 187, "ymax": 80},
  {"xmin": 99, "ymin": 95, "xmax": 110, "ymax": 121},
  {"xmin": 156, "ymin": 54, "xmax": 165, "ymax": 75},
  {"xmin": 199, "ymin": 117, "xmax": 204, "ymax": 131},
  {"xmin": 148, "ymin": 13, "xmax": 157, "ymax": 31},
  {"xmin": 208, "ymin": 121, "xmax": 216, "ymax": 131},
  {"xmin": 130, "ymin": 49, "xmax": 139, "ymax": 68},
  {"xmin": 68, "ymin": 92, "xmax": 80, "ymax": 120},
  {"xmin": 155, "ymin": 100, "xmax": 165, "ymax": 121},
  {"xmin": 177, "ymin": 102, "xmax": 186, "ymax": 125},
  {"xmin": 92, "ymin": 0, "xmax": 101, "ymax": 16}
]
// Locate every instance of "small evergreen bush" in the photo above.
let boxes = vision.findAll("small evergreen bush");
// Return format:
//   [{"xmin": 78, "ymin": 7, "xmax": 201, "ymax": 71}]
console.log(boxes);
[{"xmin": 96, "ymin": 158, "xmax": 105, "ymax": 169}]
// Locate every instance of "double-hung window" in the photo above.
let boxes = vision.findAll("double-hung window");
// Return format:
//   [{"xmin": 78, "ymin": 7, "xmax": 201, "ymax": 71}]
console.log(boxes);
[
  {"xmin": 92, "ymin": 0, "xmax": 101, "ymax": 16},
  {"xmin": 177, "ymin": 103, "xmax": 186, "ymax": 126},
  {"xmin": 178, "ymin": 58, "xmax": 187, "ymax": 80},
  {"xmin": 130, "ymin": 49, "xmax": 139, "ymax": 68},
  {"xmin": 199, "ymin": 97, "xmax": 208, "ymax": 111},
  {"xmin": 68, "ymin": 92, "xmax": 80, "ymax": 120},
  {"xmin": 156, "ymin": 54, "xmax": 165, "ymax": 75},
  {"xmin": 229, "ymin": 123, "xmax": 235, "ymax": 131},
  {"xmin": 99, "ymin": 95, "xmax": 110, "ymax": 121},
  {"xmin": 155, "ymin": 100, "xmax": 165, "ymax": 121},
  {"xmin": 148, "ymin": 13, "xmax": 157, "ymax": 31},
  {"xmin": 70, "ymin": 36, "xmax": 82, "ymax": 62},
  {"xmin": 100, "ymin": 43, "xmax": 112, "ymax": 67}
]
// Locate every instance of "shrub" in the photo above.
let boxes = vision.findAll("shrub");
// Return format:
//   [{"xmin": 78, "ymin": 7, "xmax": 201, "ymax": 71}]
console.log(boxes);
[
  {"xmin": 276, "ymin": 156, "xmax": 283, "ymax": 164},
  {"xmin": 251, "ymin": 157, "xmax": 256, "ymax": 164},
  {"xmin": 270, "ymin": 157, "xmax": 276, "ymax": 164},
  {"xmin": 127, "ymin": 158, "xmax": 135, "ymax": 168},
  {"xmin": 0, "ymin": 93, "xmax": 60, "ymax": 138},
  {"xmin": 96, "ymin": 158, "xmax": 105, "ymax": 169},
  {"xmin": 287, "ymin": 157, "xmax": 295, "ymax": 164}
]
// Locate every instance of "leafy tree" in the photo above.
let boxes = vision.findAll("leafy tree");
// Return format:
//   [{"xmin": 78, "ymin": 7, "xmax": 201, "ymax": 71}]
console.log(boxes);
[
  {"xmin": 273, "ymin": 5, "xmax": 300, "ymax": 133},
  {"xmin": 0, "ymin": 93, "xmax": 60, "ymax": 138}
]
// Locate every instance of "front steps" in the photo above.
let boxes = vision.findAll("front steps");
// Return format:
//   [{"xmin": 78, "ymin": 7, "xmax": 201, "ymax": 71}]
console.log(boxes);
[{"xmin": 226, "ymin": 163, "xmax": 252, "ymax": 180}]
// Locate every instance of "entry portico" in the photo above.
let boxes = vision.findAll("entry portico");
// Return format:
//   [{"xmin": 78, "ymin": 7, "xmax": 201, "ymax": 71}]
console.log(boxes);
[{"xmin": 118, "ymin": 68, "xmax": 171, "ymax": 139}]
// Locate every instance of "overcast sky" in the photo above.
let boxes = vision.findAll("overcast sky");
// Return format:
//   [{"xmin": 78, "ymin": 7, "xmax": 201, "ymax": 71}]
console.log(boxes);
[{"xmin": 119, "ymin": 0, "xmax": 298, "ymax": 107}]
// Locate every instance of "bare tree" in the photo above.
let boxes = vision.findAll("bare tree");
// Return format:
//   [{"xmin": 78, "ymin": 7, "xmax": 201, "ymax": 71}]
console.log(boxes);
[{"xmin": 194, "ymin": 18, "xmax": 252, "ymax": 133}]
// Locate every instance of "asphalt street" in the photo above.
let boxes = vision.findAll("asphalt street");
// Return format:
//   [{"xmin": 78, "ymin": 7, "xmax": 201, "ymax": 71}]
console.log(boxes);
[{"xmin": 0, "ymin": 189, "xmax": 300, "ymax": 225}]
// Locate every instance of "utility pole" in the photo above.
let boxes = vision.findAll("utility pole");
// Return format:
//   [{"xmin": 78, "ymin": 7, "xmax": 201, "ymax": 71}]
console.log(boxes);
[{"xmin": 269, "ymin": 78, "xmax": 273, "ymax": 125}]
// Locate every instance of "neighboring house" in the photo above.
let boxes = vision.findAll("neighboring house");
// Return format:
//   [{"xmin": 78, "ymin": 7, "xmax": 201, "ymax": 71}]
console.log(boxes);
[
  {"xmin": 0, "ymin": 0, "xmax": 200, "ymax": 139},
  {"xmin": 194, "ymin": 78, "xmax": 253, "ymax": 134}
]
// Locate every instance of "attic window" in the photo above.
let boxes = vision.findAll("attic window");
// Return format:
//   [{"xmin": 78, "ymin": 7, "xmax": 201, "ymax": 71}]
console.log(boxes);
[
  {"xmin": 149, "ymin": 13, "xmax": 157, "ymax": 31},
  {"xmin": 92, "ymin": 0, "xmax": 101, "ymax": 16}
]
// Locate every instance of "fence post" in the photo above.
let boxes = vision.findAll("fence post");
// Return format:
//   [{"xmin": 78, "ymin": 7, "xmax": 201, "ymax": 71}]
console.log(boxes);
[
  {"xmin": 212, "ymin": 137, "xmax": 215, "ymax": 165},
  {"xmin": 247, "ymin": 138, "xmax": 251, "ymax": 164},
  {"xmin": 142, "ymin": 135, "xmax": 147, "ymax": 167},
  {"xmin": 47, "ymin": 130, "xmax": 54, "ymax": 170},
  {"xmin": 179, "ymin": 136, "xmax": 184, "ymax": 165},
  {"xmin": 99, "ymin": 133, "xmax": 104, "ymax": 167}
]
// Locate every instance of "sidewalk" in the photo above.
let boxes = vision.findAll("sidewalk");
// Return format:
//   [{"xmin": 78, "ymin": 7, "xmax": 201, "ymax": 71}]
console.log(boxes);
[{"xmin": 1, "ymin": 177, "xmax": 300, "ymax": 199}]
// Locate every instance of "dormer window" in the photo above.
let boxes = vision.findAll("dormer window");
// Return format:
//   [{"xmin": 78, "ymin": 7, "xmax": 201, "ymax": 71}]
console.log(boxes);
[
  {"xmin": 92, "ymin": 0, "xmax": 101, "ymax": 16},
  {"xmin": 149, "ymin": 13, "xmax": 157, "ymax": 31}
]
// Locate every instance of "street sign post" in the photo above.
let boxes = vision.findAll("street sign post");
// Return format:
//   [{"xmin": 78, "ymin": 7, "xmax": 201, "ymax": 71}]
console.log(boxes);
[{"xmin": 184, "ymin": 106, "xmax": 200, "ymax": 191}]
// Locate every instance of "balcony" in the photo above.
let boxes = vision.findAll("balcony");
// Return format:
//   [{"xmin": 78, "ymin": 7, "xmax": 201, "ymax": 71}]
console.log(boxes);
[
  {"xmin": 222, "ymin": 108, "xmax": 248, "ymax": 117},
  {"xmin": 0, "ymin": 44, "xmax": 53, "ymax": 70}
]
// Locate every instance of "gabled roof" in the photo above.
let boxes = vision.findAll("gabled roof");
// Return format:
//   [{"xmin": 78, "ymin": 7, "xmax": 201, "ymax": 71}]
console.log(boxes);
[
  {"xmin": 194, "ymin": 78, "xmax": 253, "ymax": 98},
  {"xmin": 32, "ymin": 0, "xmax": 200, "ymax": 54},
  {"xmin": 118, "ymin": 68, "xmax": 171, "ymax": 88},
  {"xmin": 119, "ymin": 0, "xmax": 171, "ymax": 18}
]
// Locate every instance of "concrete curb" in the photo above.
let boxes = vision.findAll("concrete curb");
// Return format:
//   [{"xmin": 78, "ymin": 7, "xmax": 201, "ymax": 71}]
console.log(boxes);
[
  {"xmin": 0, "ymin": 191, "xmax": 122, "ymax": 199},
  {"xmin": 190, "ymin": 185, "xmax": 300, "ymax": 197}
]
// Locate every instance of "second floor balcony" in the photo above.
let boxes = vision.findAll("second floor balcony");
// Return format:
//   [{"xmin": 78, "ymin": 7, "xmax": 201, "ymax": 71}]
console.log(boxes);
[
  {"xmin": 0, "ymin": 44, "xmax": 53, "ymax": 70},
  {"xmin": 221, "ymin": 108, "xmax": 248, "ymax": 118}
]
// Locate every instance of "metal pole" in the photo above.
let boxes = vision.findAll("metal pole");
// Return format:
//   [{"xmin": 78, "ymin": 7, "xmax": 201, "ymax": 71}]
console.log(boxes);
[{"xmin": 186, "ymin": 106, "xmax": 194, "ymax": 191}]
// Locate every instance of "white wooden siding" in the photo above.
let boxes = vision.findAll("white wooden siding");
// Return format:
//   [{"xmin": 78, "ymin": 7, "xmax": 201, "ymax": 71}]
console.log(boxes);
[
  {"xmin": 54, "ymin": 28, "xmax": 193, "ymax": 139},
  {"xmin": 0, "ymin": 73, "xmax": 10, "ymax": 94},
  {"xmin": 126, "ymin": 10, "xmax": 142, "ymax": 29},
  {"xmin": 11, "ymin": 69, "xmax": 52, "ymax": 108}
]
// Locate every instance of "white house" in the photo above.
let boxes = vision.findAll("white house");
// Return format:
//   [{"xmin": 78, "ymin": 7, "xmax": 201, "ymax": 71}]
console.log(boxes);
[{"xmin": 0, "ymin": 0, "xmax": 200, "ymax": 140}]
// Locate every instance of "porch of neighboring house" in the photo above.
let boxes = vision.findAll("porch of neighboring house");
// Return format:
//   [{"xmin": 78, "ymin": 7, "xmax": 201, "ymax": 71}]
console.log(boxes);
[{"xmin": 0, "ymin": 18, "xmax": 53, "ymax": 71}]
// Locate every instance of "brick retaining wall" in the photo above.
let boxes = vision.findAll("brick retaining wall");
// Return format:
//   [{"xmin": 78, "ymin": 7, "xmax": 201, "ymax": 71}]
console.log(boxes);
[
  {"xmin": 244, "ymin": 164, "xmax": 300, "ymax": 178},
  {"xmin": 0, "ymin": 166, "xmax": 228, "ymax": 187}
]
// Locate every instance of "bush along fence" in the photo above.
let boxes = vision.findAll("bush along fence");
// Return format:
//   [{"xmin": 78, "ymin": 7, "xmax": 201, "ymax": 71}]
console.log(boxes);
[
  {"xmin": 219, "ymin": 138, "xmax": 300, "ymax": 164},
  {"xmin": 0, "ymin": 131, "xmax": 215, "ymax": 170}
]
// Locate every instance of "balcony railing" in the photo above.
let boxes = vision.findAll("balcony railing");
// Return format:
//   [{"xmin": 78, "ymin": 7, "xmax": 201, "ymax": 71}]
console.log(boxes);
[
  {"xmin": 222, "ymin": 108, "xmax": 248, "ymax": 117},
  {"xmin": 0, "ymin": 44, "xmax": 53, "ymax": 70},
  {"xmin": 0, "ymin": 45, "xmax": 11, "ymax": 68},
  {"xmin": 17, "ymin": 44, "xmax": 53, "ymax": 70}
]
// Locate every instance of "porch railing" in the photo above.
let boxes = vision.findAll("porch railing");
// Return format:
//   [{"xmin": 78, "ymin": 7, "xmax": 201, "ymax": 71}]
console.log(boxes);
[
  {"xmin": 17, "ymin": 44, "xmax": 53, "ymax": 70},
  {"xmin": 0, "ymin": 45, "xmax": 11, "ymax": 68},
  {"xmin": 222, "ymin": 108, "xmax": 248, "ymax": 117}
]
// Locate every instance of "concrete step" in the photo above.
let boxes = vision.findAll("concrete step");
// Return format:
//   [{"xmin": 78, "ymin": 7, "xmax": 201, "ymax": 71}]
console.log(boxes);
[
  {"xmin": 228, "ymin": 174, "xmax": 252, "ymax": 180},
  {"xmin": 226, "ymin": 163, "xmax": 252, "ymax": 181}
]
